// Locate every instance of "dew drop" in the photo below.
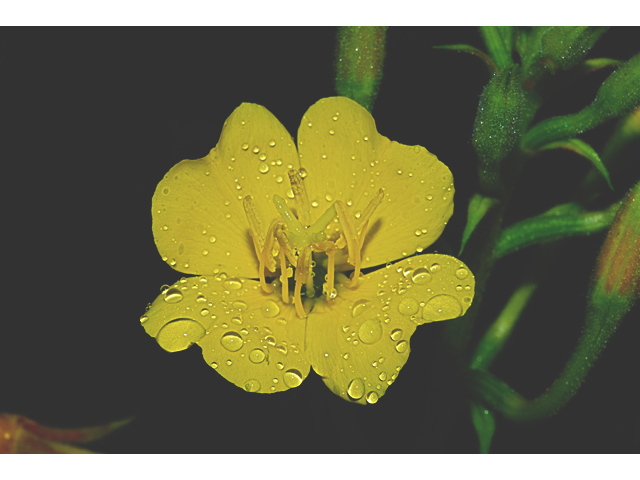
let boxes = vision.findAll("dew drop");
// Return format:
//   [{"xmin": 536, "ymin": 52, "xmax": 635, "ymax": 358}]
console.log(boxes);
[
  {"xmin": 395, "ymin": 340, "xmax": 408, "ymax": 353},
  {"xmin": 208, "ymin": 236, "xmax": 217, "ymax": 243},
  {"xmin": 423, "ymin": 295, "xmax": 463, "ymax": 322},
  {"xmin": 220, "ymin": 332, "xmax": 244, "ymax": 352},
  {"xmin": 258, "ymin": 153, "xmax": 267, "ymax": 161},
  {"xmin": 249, "ymin": 348, "xmax": 266, "ymax": 364},
  {"xmin": 276, "ymin": 362, "xmax": 284, "ymax": 370},
  {"xmin": 347, "ymin": 378, "xmax": 365, "ymax": 400},
  {"xmin": 269, "ymin": 140, "xmax": 276, "ymax": 147},
  {"xmin": 329, "ymin": 129, "xmax": 335, "ymax": 135},
  {"xmin": 283, "ymin": 369, "xmax": 303, "ymax": 388},
  {"xmin": 275, "ymin": 344, "xmax": 288, "ymax": 355},
  {"xmin": 241, "ymin": 143, "xmax": 249, "ymax": 150},
  {"xmin": 244, "ymin": 379, "xmax": 261, "ymax": 392},
  {"xmin": 358, "ymin": 318, "xmax": 383, "ymax": 344},
  {"xmin": 200, "ymin": 308, "xmax": 210, "ymax": 317},
  {"xmin": 156, "ymin": 319, "xmax": 206, "ymax": 352},
  {"xmin": 258, "ymin": 163, "xmax": 270, "ymax": 174},
  {"xmin": 325, "ymin": 194, "xmax": 333, "ymax": 202},
  {"xmin": 252, "ymin": 146, "xmax": 260, "ymax": 154},
  {"xmin": 139, "ymin": 315, "xmax": 148, "ymax": 324},
  {"xmin": 224, "ymin": 277, "xmax": 243, "ymax": 290},
  {"xmin": 378, "ymin": 372, "xmax": 387, "ymax": 381},
  {"xmin": 429, "ymin": 263, "xmax": 441, "ymax": 273},
  {"xmin": 390, "ymin": 328, "xmax": 403, "ymax": 341},
  {"xmin": 275, "ymin": 175, "xmax": 283, "ymax": 183},
  {"xmin": 261, "ymin": 300, "xmax": 280, "ymax": 318},
  {"xmin": 426, "ymin": 194, "xmax": 433, "ymax": 201},
  {"xmin": 163, "ymin": 287, "xmax": 184, "ymax": 303},
  {"xmin": 351, "ymin": 299, "xmax": 372, "ymax": 318},
  {"xmin": 398, "ymin": 297, "xmax": 419, "ymax": 316},
  {"xmin": 456, "ymin": 267, "xmax": 469, "ymax": 279},
  {"xmin": 411, "ymin": 267, "xmax": 432, "ymax": 285},
  {"xmin": 343, "ymin": 353, "xmax": 350, "ymax": 360},
  {"xmin": 211, "ymin": 362, "xmax": 218, "ymax": 369},
  {"xmin": 366, "ymin": 391, "xmax": 379, "ymax": 404}
]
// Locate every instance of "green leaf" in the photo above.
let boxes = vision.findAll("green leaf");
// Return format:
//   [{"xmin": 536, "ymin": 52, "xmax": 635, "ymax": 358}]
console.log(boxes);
[
  {"xmin": 540, "ymin": 27, "xmax": 608, "ymax": 73},
  {"xmin": 580, "ymin": 57, "xmax": 621, "ymax": 74},
  {"xmin": 479, "ymin": 26, "xmax": 513, "ymax": 70},
  {"xmin": 470, "ymin": 402, "xmax": 496, "ymax": 454},
  {"xmin": 335, "ymin": 27, "xmax": 387, "ymax": 113},
  {"xmin": 538, "ymin": 138, "xmax": 613, "ymax": 190},
  {"xmin": 473, "ymin": 65, "xmax": 526, "ymax": 195},
  {"xmin": 433, "ymin": 44, "xmax": 497, "ymax": 73},
  {"xmin": 460, "ymin": 193, "xmax": 499, "ymax": 254},
  {"xmin": 523, "ymin": 53, "xmax": 640, "ymax": 151},
  {"xmin": 494, "ymin": 201, "xmax": 620, "ymax": 259}
]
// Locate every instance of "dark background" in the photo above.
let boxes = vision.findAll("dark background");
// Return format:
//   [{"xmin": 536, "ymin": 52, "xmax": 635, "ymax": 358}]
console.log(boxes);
[{"xmin": 1, "ymin": 27, "xmax": 638, "ymax": 453}]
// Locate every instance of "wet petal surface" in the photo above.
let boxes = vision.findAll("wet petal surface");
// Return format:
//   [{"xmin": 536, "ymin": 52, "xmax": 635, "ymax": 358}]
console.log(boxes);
[
  {"xmin": 305, "ymin": 254, "xmax": 474, "ymax": 404},
  {"xmin": 152, "ymin": 103, "xmax": 300, "ymax": 278},
  {"xmin": 297, "ymin": 97, "xmax": 454, "ymax": 268},
  {"xmin": 142, "ymin": 274, "xmax": 310, "ymax": 394}
]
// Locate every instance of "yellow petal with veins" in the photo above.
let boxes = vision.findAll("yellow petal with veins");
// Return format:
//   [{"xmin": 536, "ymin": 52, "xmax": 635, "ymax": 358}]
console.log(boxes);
[
  {"xmin": 298, "ymin": 97, "xmax": 454, "ymax": 268},
  {"xmin": 152, "ymin": 103, "xmax": 300, "ymax": 278},
  {"xmin": 305, "ymin": 254, "xmax": 474, "ymax": 405},
  {"xmin": 141, "ymin": 274, "xmax": 310, "ymax": 394}
]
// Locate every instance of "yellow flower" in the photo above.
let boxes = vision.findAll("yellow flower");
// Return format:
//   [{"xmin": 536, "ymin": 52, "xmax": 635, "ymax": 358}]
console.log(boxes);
[{"xmin": 141, "ymin": 97, "xmax": 474, "ymax": 405}]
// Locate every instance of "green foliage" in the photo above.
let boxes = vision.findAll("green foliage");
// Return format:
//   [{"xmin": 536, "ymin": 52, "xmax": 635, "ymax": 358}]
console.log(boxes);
[{"xmin": 472, "ymin": 65, "xmax": 525, "ymax": 196}]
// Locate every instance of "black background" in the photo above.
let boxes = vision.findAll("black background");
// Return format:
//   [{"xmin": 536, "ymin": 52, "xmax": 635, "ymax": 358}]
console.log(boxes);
[{"xmin": 1, "ymin": 27, "xmax": 638, "ymax": 453}]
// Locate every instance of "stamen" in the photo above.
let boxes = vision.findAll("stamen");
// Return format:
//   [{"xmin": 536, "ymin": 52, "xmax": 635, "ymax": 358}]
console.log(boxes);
[
  {"xmin": 293, "ymin": 246, "xmax": 311, "ymax": 317},
  {"xmin": 335, "ymin": 200, "xmax": 362, "ymax": 287},
  {"xmin": 278, "ymin": 243, "xmax": 289, "ymax": 304},
  {"xmin": 325, "ymin": 248, "xmax": 336, "ymax": 300},
  {"xmin": 356, "ymin": 188, "xmax": 384, "ymax": 232},
  {"xmin": 243, "ymin": 195, "xmax": 266, "ymax": 260},
  {"xmin": 288, "ymin": 169, "xmax": 311, "ymax": 227}
]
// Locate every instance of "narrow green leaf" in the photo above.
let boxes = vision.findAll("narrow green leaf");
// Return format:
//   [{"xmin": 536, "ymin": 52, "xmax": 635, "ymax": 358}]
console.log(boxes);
[
  {"xmin": 494, "ymin": 201, "xmax": 621, "ymax": 259},
  {"xmin": 540, "ymin": 27, "xmax": 608, "ymax": 72},
  {"xmin": 470, "ymin": 402, "xmax": 496, "ymax": 454},
  {"xmin": 473, "ymin": 65, "xmax": 526, "ymax": 195},
  {"xmin": 460, "ymin": 193, "xmax": 499, "ymax": 254},
  {"xmin": 335, "ymin": 27, "xmax": 387, "ymax": 113},
  {"xmin": 538, "ymin": 138, "xmax": 613, "ymax": 190},
  {"xmin": 479, "ymin": 26, "xmax": 513, "ymax": 70},
  {"xmin": 433, "ymin": 44, "xmax": 497, "ymax": 73},
  {"xmin": 580, "ymin": 57, "xmax": 621, "ymax": 74},
  {"xmin": 523, "ymin": 53, "xmax": 640, "ymax": 151}
]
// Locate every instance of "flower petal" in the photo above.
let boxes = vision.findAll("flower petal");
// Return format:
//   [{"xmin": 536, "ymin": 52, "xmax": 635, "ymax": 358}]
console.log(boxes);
[
  {"xmin": 305, "ymin": 254, "xmax": 474, "ymax": 404},
  {"xmin": 298, "ymin": 97, "xmax": 454, "ymax": 267},
  {"xmin": 142, "ymin": 274, "xmax": 310, "ymax": 394},
  {"xmin": 152, "ymin": 103, "xmax": 300, "ymax": 278}
]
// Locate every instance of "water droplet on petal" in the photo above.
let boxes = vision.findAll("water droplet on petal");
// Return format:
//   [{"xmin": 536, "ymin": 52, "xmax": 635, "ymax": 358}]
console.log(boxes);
[
  {"xmin": 156, "ymin": 319, "xmax": 206, "ymax": 352},
  {"xmin": 252, "ymin": 146, "xmax": 260, "ymax": 154},
  {"xmin": 139, "ymin": 315, "xmax": 148, "ymax": 324},
  {"xmin": 411, "ymin": 268, "xmax": 432, "ymax": 285},
  {"xmin": 390, "ymin": 328, "xmax": 403, "ymax": 341},
  {"xmin": 220, "ymin": 332, "xmax": 244, "ymax": 352},
  {"xmin": 200, "ymin": 308, "xmax": 210, "ymax": 316},
  {"xmin": 397, "ymin": 297, "xmax": 419, "ymax": 316},
  {"xmin": 208, "ymin": 236, "xmax": 217, "ymax": 243},
  {"xmin": 329, "ymin": 129, "xmax": 335, "ymax": 135},
  {"xmin": 224, "ymin": 277, "xmax": 243, "ymax": 290},
  {"xmin": 211, "ymin": 362, "xmax": 218, "ymax": 369},
  {"xmin": 351, "ymin": 299, "xmax": 372, "ymax": 317},
  {"xmin": 259, "ymin": 164, "xmax": 269, "ymax": 174},
  {"xmin": 163, "ymin": 287, "xmax": 184, "ymax": 303},
  {"xmin": 358, "ymin": 319, "xmax": 383, "ymax": 344},
  {"xmin": 423, "ymin": 295, "xmax": 463, "ymax": 322},
  {"xmin": 244, "ymin": 379, "xmax": 261, "ymax": 392},
  {"xmin": 366, "ymin": 391, "xmax": 379, "ymax": 404},
  {"xmin": 249, "ymin": 348, "xmax": 266, "ymax": 364},
  {"xmin": 261, "ymin": 300, "xmax": 280, "ymax": 318},
  {"xmin": 456, "ymin": 267, "xmax": 469, "ymax": 279},
  {"xmin": 430, "ymin": 263, "xmax": 441, "ymax": 273},
  {"xmin": 378, "ymin": 372, "xmax": 387, "ymax": 381},
  {"xmin": 395, "ymin": 340, "xmax": 408, "ymax": 353},
  {"xmin": 232, "ymin": 300, "xmax": 248, "ymax": 311},
  {"xmin": 283, "ymin": 369, "xmax": 303, "ymax": 388},
  {"xmin": 269, "ymin": 140, "xmax": 276, "ymax": 147},
  {"xmin": 241, "ymin": 143, "xmax": 249, "ymax": 150},
  {"xmin": 347, "ymin": 378, "xmax": 365, "ymax": 400}
]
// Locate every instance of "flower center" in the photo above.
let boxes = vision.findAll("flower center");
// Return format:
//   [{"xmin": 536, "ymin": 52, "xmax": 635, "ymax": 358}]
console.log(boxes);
[{"xmin": 243, "ymin": 169, "xmax": 383, "ymax": 318}]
